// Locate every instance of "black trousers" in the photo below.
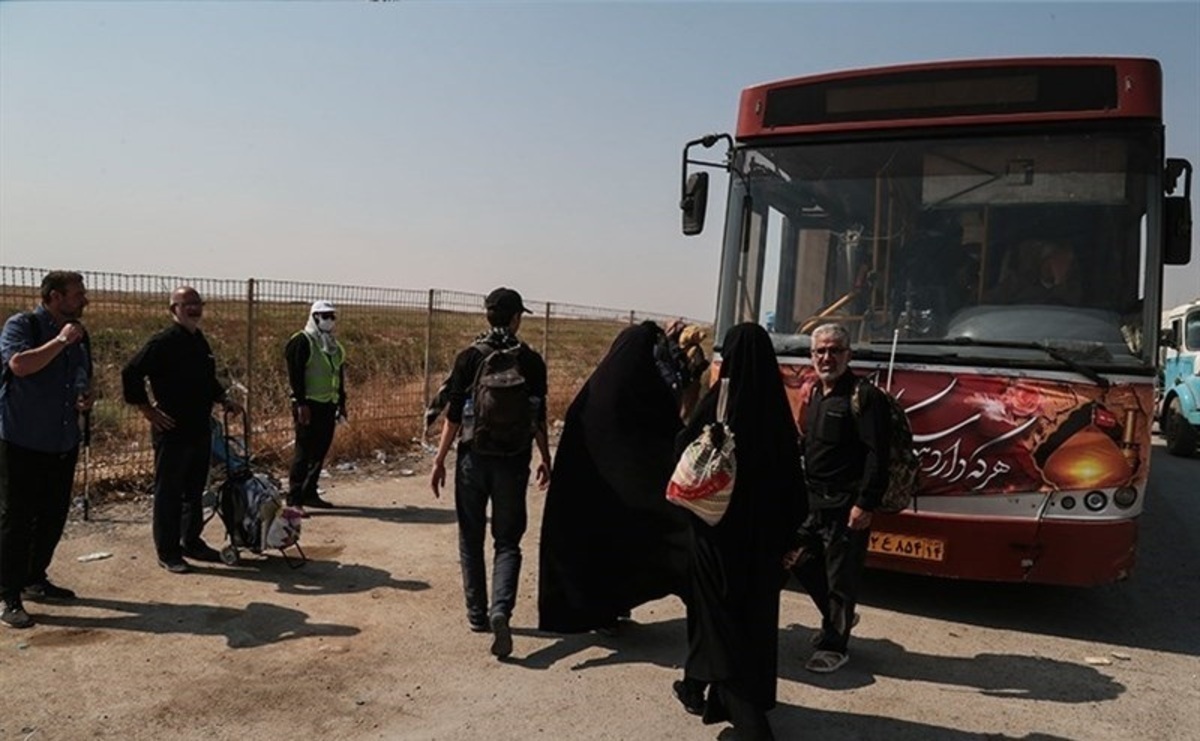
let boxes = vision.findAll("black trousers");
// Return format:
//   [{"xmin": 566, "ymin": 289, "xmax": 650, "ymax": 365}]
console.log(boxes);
[
  {"xmin": 454, "ymin": 446, "xmax": 531, "ymax": 625},
  {"xmin": 287, "ymin": 401, "xmax": 338, "ymax": 505},
  {"xmin": 0, "ymin": 440, "xmax": 78, "ymax": 601},
  {"xmin": 152, "ymin": 432, "xmax": 210, "ymax": 562},
  {"xmin": 790, "ymin": 507, "xmax": 869, "ymax": 654}
]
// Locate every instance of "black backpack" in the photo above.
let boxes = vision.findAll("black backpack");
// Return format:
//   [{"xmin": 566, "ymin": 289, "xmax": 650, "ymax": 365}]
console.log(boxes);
[
  {"xmin": 851, "ymin": 378, "xmax": 920, "ymax": 513},
  {"xmin": 470, "ymin": 341, "xmax": 534, "ymax": 455}
]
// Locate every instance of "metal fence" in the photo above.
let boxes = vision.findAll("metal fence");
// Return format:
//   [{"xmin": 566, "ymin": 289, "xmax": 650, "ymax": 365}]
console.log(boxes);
[{"xmin": 1, "ymin": 266, "xmax": 707, "ymax": 489}]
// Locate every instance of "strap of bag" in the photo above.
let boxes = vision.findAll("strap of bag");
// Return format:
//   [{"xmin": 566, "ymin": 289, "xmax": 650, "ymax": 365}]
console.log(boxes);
[{"xmin": 716, "ymin": 378, "xmax": 730, "ymax": 424}]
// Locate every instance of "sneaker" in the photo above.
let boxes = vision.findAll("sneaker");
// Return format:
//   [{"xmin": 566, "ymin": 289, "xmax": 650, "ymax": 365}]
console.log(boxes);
[
  {"xmin": 489, "ymin": 614, "xmax": 513, "ymax": 658},
  {"xmin": 158, "ymin": 559, "xmax": 192, "ymax": 574},
  {"xmin": 22, "ymin": 580, "xmax": 77, "ymax": 602},
  {"xmin": 304, "ymin": 496, "xmax": 335, "ymax": 509},
  {"xmin": 1, "ymin": 600, "xmax": 33, "ymax": 629},
  {"xmin": 468, "ymin": 620, "xmax": 490, "ymax": 633},
  {"xmin": 181, "ymin": 542, "xmax": 222, "ymax": 563}
]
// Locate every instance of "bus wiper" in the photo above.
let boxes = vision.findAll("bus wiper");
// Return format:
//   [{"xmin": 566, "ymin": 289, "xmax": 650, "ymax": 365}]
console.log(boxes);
[{"xmin": 935, "ymin": 337, "xmax": 1111, "ymax": 389}]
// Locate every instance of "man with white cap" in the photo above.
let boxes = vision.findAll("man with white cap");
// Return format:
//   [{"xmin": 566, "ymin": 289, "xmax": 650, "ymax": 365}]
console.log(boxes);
[{"xmin": 284, "ymin": 300, "xmax": 347, "ymax": 512}]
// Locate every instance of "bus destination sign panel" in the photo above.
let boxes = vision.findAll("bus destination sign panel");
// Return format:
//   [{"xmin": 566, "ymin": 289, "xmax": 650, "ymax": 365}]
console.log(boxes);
[{"xmin": 763, "ymin": 65, "xmax": 1119, "ymax": 128}]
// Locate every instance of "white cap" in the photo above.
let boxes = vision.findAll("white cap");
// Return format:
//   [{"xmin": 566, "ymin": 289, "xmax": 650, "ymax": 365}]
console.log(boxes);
[{"xmin": 311, "ymin": 300, "xmax": 336, "ymax": 315}]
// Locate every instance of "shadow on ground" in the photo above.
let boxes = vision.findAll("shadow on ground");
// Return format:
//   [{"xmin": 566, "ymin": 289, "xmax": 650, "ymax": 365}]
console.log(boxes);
[
  {"xmin": 301, "ymin": 503, "xmax": 457, "ymax": 525},
  {"xmin": 793, "ymin": 449, "xmax": 1200, "ymax": 657},
  {"xmin": 28, "ymin": 596, "xmax": 359, "ymax": 649},
  {"xmin": 518, "ymin": 616, "xmax": 1119, "ymax": 705},
  {"xmin": 762, "ymin": 706, "xmax": 1075, "ymax": 741},
  {"xmin": 777, "ymin": 629, "xmax": 1124, "ymax": 703},
  {"xmin": 192, "ymin": 554, "xmax": 431, "ymax": 596}
]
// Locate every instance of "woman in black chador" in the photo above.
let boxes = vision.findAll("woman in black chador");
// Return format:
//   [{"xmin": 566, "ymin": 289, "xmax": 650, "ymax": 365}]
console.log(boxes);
[
  {"xmin": 672, "ymin": 322, "xmax": 805, "ymax": 740},
  {"xmin": 537, "ymin": 322, "xmax": 690, "ymax": 633}
]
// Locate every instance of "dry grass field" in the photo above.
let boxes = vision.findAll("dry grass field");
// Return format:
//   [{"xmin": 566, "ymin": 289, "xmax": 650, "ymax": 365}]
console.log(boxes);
[{"xmin": 1, "ymin": 277, "xmax": 706, "ymax": 496}]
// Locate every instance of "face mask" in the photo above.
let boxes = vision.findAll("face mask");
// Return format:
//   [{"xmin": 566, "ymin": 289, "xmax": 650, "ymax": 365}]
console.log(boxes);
[{"xmin": 317, "ymin": 318, "xmax": 336, "ymax": 333}]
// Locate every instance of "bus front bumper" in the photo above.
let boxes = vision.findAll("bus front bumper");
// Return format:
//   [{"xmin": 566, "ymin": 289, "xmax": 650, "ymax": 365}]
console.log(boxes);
[{"xmin": 864, "ymin": 512, "xmax": 1138, "ymax": 586}]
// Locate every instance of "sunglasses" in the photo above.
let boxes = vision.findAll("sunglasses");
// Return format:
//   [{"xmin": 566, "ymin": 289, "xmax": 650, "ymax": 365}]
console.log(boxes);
[
  {"xmin": 316, "ymin": 312, "xmax": 337, "ymax": 320},
  {"xmin": 812, "ymin": 347, "xmax": 848, "ymax": 357}
]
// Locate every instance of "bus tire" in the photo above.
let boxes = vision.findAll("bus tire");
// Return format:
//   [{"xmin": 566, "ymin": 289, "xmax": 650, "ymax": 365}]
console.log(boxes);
[{"xmin": 1164, "ymin": 397, "xmax": 1197, "ymax": 458}]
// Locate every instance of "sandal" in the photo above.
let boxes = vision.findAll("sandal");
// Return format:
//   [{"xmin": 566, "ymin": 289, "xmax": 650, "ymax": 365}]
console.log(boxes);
[{"xmin": 805, "ymin": 650, "xmax": 850, "ymax": 674}]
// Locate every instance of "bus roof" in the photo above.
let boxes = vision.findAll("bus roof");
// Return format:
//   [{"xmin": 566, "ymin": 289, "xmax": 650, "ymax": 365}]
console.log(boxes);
[
  {"xmin": 1163, "ymin": 299, "xmax": 1200, "ymax": 323},
  {"xmin": 737, "ymin": 56, "xmax": 1162, "ymax": 140}
]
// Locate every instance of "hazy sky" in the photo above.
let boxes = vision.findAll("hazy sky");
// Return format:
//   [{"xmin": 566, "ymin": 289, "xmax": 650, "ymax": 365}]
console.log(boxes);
[{"xmin": 1, "ymin": 1, "xmax": 1197, "ymax": 318}]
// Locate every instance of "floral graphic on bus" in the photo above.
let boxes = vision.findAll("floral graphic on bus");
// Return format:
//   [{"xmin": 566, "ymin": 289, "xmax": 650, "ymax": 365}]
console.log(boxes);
[{"xmin": 786, "ymin": 365, "xmax": 1152, "ymax": 496}]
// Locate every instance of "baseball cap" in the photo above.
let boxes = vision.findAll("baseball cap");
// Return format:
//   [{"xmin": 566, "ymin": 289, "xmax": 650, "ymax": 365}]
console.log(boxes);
[
  {"xmin": 484, "ymin": 287, "xmax": 532, "ymax": 315},
  {"xmin": 311, "ymin": 300, "xmax": 336, "ymax": 315}
]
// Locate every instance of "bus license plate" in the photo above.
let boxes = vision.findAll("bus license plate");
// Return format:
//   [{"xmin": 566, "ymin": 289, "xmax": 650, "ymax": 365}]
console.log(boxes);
[{"xmin": 869, "ymin": 532, "xmax": 945, "ymax": 562}]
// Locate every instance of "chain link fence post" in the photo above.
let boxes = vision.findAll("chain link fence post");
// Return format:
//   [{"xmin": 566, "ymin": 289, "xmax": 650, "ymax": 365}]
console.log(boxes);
[
  {"xmin": 423, "ymin": 288, "xmax": 435, "ymax": 410},
  {"xmin": 245, "ymin": 277, "xmax": 256, "ymax": 455}
]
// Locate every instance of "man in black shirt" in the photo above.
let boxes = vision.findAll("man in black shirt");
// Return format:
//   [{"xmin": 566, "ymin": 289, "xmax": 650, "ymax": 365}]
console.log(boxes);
[
  {"xmin": 122, "ymin": 286, "xmax": 242, "ymax": 573},
  {"xmin": 430, "ymin": 287, "xmax": 551, "ymax": 659},
  {"xmin": 787, "ymin": 322, "xmax": 889, "ymax": 674}
]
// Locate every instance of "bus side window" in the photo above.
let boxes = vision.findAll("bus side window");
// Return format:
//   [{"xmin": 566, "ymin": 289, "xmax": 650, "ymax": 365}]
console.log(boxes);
[{"xmin": 1186, "ymin": 314, "xmax": 1200, "ymax": 350}]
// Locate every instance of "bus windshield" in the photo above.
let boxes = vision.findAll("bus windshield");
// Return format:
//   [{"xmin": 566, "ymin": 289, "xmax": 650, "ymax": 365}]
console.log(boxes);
[{"xmin": 716, "ymin": 130, "xmax": 1159, "ymax": 371}]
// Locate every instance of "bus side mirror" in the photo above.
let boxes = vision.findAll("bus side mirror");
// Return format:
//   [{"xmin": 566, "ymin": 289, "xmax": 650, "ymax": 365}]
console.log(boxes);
[
  {"xmin": 682, "ymin": 172, "xmax": 709, "ymax": 236},
  {"xmin": 1163, "ymin": 196, "xmax": 1192, "ymax": 265},
  {"xmin": 1160, "ymin": 326, "xmax": 1177, "ymax": 349},
  {"xmin": 1164, "ymin": 158, "xmax": 1192, "ymax": 266}
]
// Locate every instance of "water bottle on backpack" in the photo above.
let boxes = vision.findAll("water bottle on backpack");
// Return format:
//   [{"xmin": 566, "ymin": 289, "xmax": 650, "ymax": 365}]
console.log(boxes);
[{"xmin": 462, "ymin": 396, "xmax": 476, "ymax": 442}]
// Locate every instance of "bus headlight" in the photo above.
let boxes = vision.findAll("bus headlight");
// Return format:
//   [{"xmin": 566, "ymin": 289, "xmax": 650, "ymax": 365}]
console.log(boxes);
[
  {"xmin": 1113, "ymin": 486, "xmax": 1138, "ymax": 509},
  {"xmin": 1083, "ymin": 491, "xmax": 1108, "ymax": 511},
  {"xmin": 1059, "ymin": 496, "xmax": 1076, "ymax": 510}
]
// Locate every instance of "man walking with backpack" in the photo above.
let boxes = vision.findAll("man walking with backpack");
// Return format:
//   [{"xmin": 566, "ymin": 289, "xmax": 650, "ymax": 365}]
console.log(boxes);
[
  {"xmin": 430, "ymin": 287, "xmax": 551, "ymax": 658},
  {"xmin": 785, "ymin": 322, "xmax": 891, "ymax": 674},
  {"xmin": 0, "ymin": 271, "xmax": 93, "ymax": 628}
]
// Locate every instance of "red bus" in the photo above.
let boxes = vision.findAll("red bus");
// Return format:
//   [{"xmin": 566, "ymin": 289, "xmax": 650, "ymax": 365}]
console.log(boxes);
[{"xmin": 681, "ymin": 57, "xmax": 1193, "ymax": 586}]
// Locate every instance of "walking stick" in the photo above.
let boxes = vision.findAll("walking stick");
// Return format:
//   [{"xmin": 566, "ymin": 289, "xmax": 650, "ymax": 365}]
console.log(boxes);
[{"xmin": 80, "ymin": 410, "xmax": 92, "ymax": 521}]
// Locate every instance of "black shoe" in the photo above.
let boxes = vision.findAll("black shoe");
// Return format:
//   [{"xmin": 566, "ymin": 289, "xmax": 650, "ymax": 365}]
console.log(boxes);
[
  {"xmin": 304, "ymin": 496, "xmax": 335, "ymax": 509},
  {"xmin": 595, "ymin": 620, "xmax": 620, "ymax": 638},
  {"xmin": 22, "ymin": 580, "xmax": 77, "ymax": 602},
  {"xmin": 701, "ymin": 686, "xmax": 730, "ymax": 725},
  {"xmin": 158, "ymin": 559, "xmax": 192, "ymax": 574},
  {"xmin": 672, "ymin": 680, "xmax": 705, "ymax": 716},
  {"xmin": 1, "ymin": 600, "xmax": 33, "ymax": 629},
  {"xmin": 469, "ymin": 620, "xmax": 490, "ymax": 633},
  {"xmin": 182, "ymin": 542, "xmax": 222, "ymax": 563},
  {"xmin": 489, "ymin": 614, "xmax": 513, "ymax": 658}
]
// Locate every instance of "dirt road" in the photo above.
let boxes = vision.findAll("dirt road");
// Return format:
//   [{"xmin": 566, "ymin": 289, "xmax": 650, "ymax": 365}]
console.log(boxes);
[{"xmin": 2, "ymin": 444, "xmax": 1197, "ymax": 740}]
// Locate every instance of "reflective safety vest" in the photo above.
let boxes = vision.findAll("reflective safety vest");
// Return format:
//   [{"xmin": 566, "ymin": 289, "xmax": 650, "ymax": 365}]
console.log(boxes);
[{"xmin": 293, "ymin": 331, "xmax": 345, "ymax": 403}]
